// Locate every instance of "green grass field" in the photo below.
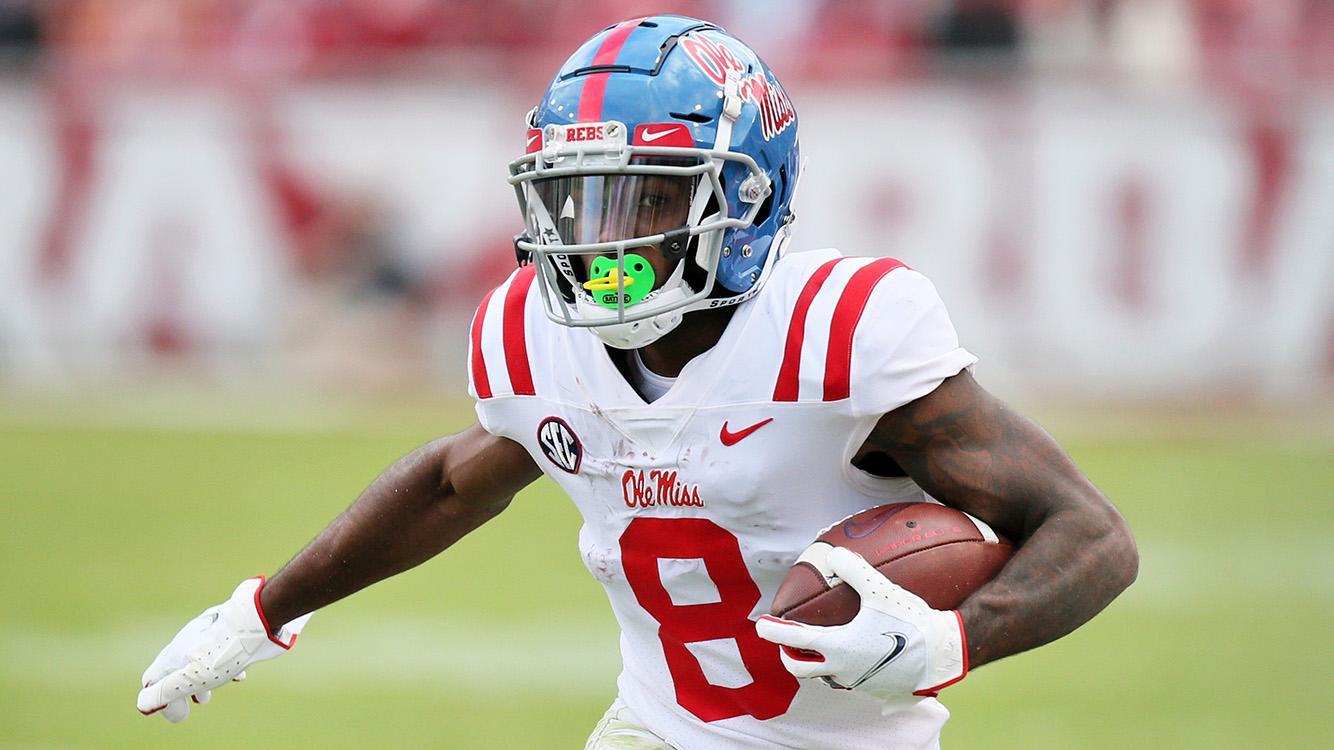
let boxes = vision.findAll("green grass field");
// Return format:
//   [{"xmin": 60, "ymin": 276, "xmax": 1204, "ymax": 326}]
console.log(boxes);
[{"xmin": 1, "ymin": 395, "xmax": 1330, "ymax": 748}]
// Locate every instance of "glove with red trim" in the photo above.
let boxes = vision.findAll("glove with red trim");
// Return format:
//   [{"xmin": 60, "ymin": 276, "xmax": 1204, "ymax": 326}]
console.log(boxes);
[
  {"xmin": 136, "ymin": 577, "xmax": 310, "ymax": 723},
  {"xmin": 756, "ymin": 547, "xmax": 967, "ymax": 706}
]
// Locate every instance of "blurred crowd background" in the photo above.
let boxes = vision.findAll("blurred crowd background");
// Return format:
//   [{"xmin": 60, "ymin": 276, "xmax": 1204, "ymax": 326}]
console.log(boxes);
[
  {"xmin": 2, "ymin": 8, "xmax": 1327, "ymax": 749},
  {"xmin": 0, "ymin": 0, "xmax": 1330, "ymax": 405}
]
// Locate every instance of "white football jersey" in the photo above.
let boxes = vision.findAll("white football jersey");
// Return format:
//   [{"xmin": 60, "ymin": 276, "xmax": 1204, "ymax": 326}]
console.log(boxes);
[{"xmin": 468, "ymin": 249, "xmax": 977, "ymax": 750}]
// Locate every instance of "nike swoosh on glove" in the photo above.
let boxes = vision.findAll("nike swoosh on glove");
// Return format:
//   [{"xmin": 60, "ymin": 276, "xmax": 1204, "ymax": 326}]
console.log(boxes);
[
  {"xmin": 755, "ymin": 547, "xmax": 967, "ymax": 707},
  {"xmin": 136, "ymin": 576, "xmax": 311, "ymax": 723}
]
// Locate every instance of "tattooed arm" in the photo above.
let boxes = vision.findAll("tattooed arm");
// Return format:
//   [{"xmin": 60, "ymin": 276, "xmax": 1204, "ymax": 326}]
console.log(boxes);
[{"xmin": 855, "ymin": 370, "xmax": 1138, "ymax": 669}]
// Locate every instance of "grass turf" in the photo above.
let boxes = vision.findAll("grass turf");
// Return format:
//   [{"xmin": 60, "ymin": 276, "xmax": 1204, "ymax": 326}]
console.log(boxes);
[{"xmin": 0, "ymin": 400, "xmax": 1329, "ymax": 748}]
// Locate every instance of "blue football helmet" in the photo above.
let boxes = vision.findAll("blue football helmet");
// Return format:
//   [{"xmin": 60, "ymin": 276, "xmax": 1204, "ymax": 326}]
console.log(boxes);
[{"xmin": 509, "ymin": 15, "xmax": 801, "ymax": 349}]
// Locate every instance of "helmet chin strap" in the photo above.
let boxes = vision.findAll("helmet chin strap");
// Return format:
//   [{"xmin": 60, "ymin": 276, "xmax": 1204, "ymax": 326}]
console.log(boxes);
[
  {"xmin": 688, "ymin": 70, "xmax": 742, "ymax": 280},
  {"xmin": 578, "ymin": 288, "xmax": 688, "ymax": 349},
  {"xmin": 716, "ymin": 71, "xmax": 743, "ymax": 151}
]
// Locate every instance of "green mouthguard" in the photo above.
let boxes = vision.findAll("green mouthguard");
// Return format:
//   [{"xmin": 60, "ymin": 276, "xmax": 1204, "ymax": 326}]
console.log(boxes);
[{"xmin": 582, "ymin": 254, "xmax": 656, "ymax": 309}]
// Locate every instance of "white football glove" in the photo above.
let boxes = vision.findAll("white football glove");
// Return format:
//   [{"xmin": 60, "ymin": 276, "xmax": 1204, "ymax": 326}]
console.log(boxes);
[
  {"xmin": 137, "ymin": 576, "xmax": 311, "ymax": 723},
  {"xmin": 756, "ymin": 547, "xmax": 967, "ymax": 706}
]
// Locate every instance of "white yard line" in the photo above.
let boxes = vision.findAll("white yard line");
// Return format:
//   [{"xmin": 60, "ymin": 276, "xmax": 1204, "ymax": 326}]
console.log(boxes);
[
  {"xmin": 3, "ymin": 539, "xmax": 1332, "ymax": 694},
  {"xmin": 0, "ymin": 615, "xmax": 622, "ymax": 695}
]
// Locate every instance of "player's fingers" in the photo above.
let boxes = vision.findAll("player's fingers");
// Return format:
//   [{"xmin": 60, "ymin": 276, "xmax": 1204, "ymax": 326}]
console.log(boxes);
[
  {"xmin": 141, "ymin": 607, "xmax": 219, "ymax": 681},
  {"xmin": 826, "ymin": 547, "xmax": 892, "ymax": 597},
  {"xmin": 827, "ymin": 547, "xmax": 927, "ymax": 614},
  {"xmin": 141, "ymin": 652, "xmax": 179, "ymax": 690},
  {"xmin": 756, "ymin": 615, "xmax": 824, "ymax": 648},
  {"xmin": 778, "ymin": 646, "xmax": 832, "ymax": 679},
  {"xmin": 150, "ymin": 671, "xmax": 194, "ymax": 705},
  {"xmin": 192, "ymin": 690, "xmax": 212, "ymax": 705},
  {"xmin": 152, "ymin": 666, "xmax": 225, "ymax": 706},
  {"xmin": 137, "ymin": 681, "xmax": 167, "ymax": 716},
  {"xmin": 141, "ymin": 665, "xmax": 163, "ymax": 689},
  {"xmin": 161, "ymin": 699, "xmax": 190, "ymax": 724}
]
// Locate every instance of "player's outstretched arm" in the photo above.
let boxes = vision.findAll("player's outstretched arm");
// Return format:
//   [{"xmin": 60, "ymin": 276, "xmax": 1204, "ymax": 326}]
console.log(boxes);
[
  {"xmin": 137, "ymin": 423, "xmax": 541, "ymax": 721},
  {"xmin": 258, "ymin": 423, "xmax": 541, "ymax": 627},
  {"xmin": 860, "ymin": 370, "xmax": 1139, "ymax": 670}
]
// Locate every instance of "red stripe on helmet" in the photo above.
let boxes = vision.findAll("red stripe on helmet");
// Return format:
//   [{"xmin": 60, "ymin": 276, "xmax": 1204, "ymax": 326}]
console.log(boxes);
[
  {"xmin": 502, "ymin": 266, "xmax": 537, "ymax": 396},
  {"xmin": 823, "ymin": 258, "xmax": 909, "ymax": 401},
  {"xmin": 773, "ymin": 258, "xmax": 847, "ymax": 402},
  {"xmin": 577, "ymin": 18, "xmax": 645, "ymax": 123}
]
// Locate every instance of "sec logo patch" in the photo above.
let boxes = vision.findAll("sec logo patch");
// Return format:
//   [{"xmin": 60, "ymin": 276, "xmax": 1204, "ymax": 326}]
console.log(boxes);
[{"xmin": 537, "ymin": 416, "xmax": 582, "ymax": 474}]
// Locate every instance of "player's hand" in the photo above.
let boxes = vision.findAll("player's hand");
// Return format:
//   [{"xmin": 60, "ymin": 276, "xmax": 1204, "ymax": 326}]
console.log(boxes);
[
  {"xmin": 756, "ymin": 547, "xmax": 967, "ymax": 705},
  {"xmin": 136, "ymin": 577, "xmax": 311, "ymax": 723}
]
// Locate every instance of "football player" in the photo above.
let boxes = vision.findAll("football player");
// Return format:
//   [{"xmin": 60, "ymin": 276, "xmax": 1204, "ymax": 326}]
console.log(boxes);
[{"xmin": 137, "ymin": 16, "xmax": 1137, "ymax": 749}]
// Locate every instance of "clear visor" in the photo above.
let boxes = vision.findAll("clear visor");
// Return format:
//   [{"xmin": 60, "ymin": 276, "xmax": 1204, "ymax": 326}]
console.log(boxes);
[
  {"xmin": 507, "ymin": 130, "xmax": 777, "ymax": 336},
  {"xmin": 527, "ymin": 172, "xmax": 697, "ymax": 252}
]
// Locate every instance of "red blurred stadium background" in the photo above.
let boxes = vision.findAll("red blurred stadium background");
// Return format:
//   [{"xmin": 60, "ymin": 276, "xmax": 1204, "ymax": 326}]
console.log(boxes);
[{"xmin": 0, "ymin": 0, "xmax": 1329, "ymax": 400}]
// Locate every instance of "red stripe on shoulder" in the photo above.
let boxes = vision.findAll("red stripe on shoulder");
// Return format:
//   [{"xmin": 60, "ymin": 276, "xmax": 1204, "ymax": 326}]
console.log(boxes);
[
  {"xmin": 773, "ymin": 258, "xmax": 846, "ymax": 401},
  {"xmin": 823, "ymin": 258, "xmax": 910, "ymax": 401},
  {"xmin": 470, "ymin": 287, "xmax": 498, "ymax": 399},
  {"xmin": 502, "ymin": 266, "xmax": 537, "ymax": 396},
  {"xmin": 577, "ymin": 18, "xmax": 645, "ymax": 122}
]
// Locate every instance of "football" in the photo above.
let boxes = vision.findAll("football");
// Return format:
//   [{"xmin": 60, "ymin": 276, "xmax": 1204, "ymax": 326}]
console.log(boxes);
[{"xmin": 770, "ymin": 502, "xmax": 1013, "ymax": 626}]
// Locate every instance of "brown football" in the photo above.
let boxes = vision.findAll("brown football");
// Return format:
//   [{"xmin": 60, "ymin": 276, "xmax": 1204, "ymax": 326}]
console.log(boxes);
[{"xmin": 770, "ymin": 502, "xmax": 1013, "ymax": 626}]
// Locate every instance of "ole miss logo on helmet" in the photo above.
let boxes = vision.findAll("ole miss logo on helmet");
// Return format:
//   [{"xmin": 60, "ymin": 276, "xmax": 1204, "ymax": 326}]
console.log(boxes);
[
  {"xmin": 537, "ymin": 417, "xmax": 582, "ymax": 474},
  {"xmin": 679, "ymin": 33, "xmax": 795, "ymax": 141}
]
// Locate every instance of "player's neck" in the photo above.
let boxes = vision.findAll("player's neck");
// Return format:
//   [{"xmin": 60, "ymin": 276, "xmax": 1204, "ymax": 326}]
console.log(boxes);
[{"xmin": 635, "ymin": 306, "xmax": 736, "ymax": 378}]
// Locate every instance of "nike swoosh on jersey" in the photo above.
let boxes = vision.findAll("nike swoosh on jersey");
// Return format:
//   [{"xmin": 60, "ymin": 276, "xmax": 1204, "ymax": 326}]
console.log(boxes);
[
  {"xmin": 640, "ymin": 127, "xmax": 679, "ymax": 142},
  {"xmin": 720, "ymin": 418, "xmax": 774, "ymax": 446}
]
